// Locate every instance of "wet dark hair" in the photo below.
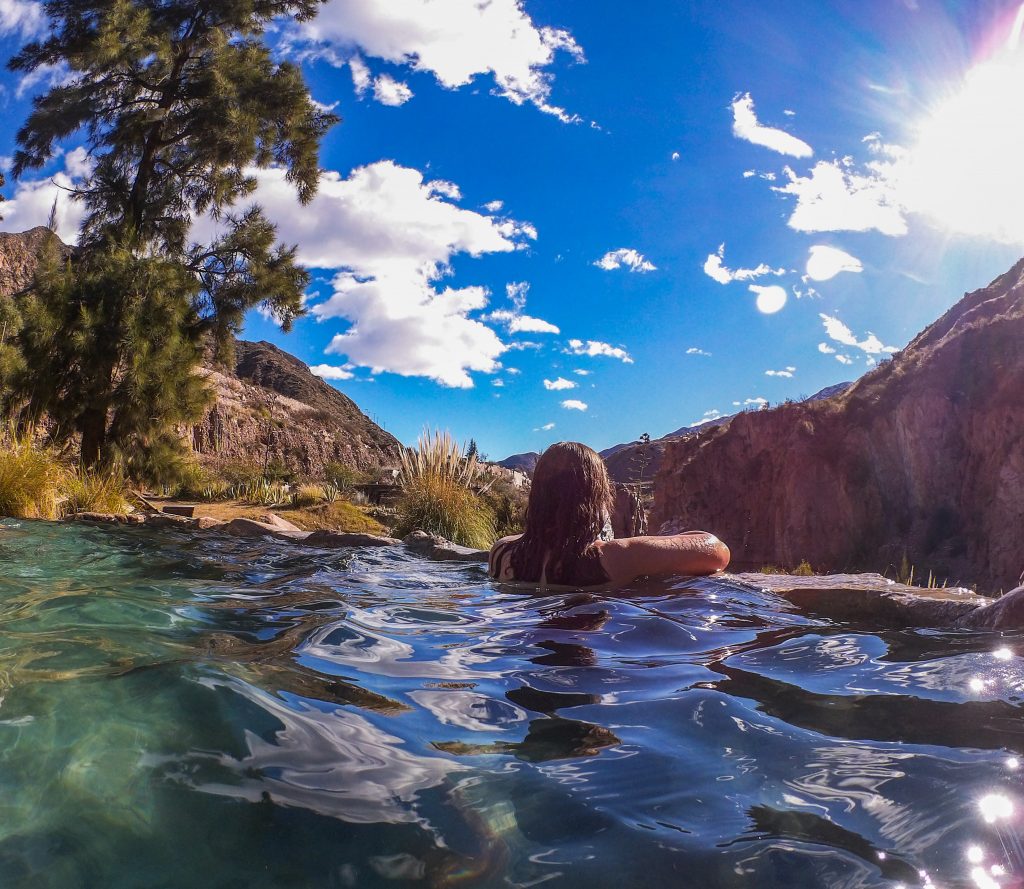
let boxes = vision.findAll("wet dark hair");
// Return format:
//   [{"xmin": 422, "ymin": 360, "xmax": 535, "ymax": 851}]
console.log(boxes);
[{"xmin": 490, "ymin": 441, "xmax": 613, "ymax": 585}]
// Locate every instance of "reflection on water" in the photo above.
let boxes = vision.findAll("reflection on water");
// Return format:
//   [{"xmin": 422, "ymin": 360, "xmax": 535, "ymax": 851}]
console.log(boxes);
[{"xmin": 0, "ymin": 519, "xmax": 1022, "ymax": 888}]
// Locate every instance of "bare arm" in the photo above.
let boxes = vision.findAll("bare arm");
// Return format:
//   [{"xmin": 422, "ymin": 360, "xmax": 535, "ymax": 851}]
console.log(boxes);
[{"xmin": 596, "ymin": 532, "xmax": 730, "ymax": 584}]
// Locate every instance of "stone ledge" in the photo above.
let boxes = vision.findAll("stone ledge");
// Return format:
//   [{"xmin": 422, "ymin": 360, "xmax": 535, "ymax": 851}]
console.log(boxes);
[{"xmin": 403, "ymin": 530, "xmax": 489, "ymax": 563}]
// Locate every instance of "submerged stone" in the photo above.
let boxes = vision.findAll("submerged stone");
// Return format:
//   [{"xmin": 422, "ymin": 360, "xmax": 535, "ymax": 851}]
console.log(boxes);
[{"xmin": 403, "ymin": 531, "xmax": 489, "ymax": 563}]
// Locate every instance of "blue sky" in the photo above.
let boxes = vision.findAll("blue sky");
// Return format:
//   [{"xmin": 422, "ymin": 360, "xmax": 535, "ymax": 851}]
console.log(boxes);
[{"xmin": 2, "ymin": 0, "xmax": 1024, "ymax": 459}]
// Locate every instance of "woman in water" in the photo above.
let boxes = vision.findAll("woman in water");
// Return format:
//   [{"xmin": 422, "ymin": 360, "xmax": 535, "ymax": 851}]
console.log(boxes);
[{"xmin": 489, "ymin": 441, "xmax": 730, "ymax": 588}]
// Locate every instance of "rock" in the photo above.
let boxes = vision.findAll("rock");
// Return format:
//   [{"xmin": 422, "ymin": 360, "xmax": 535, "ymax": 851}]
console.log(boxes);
[
  {"xmin": 145, "ymin": 513, "xmax": 198, "ymax": 529},
  {"xmin": 652, "ymin": 258, "xmax": 1024, "ymax": 592},
  {"xmin": 221, "ymin": 517, "xmax": 309, "ymax": 541},
  {"xmin": 190, "ymin": 340, "xmax": 402, "ymax": 477},
  {"xmin": 611, "ymin": 484, "xmax": 647, "ymax": 538},
  {"xmin": 255, "ymin": 513, "xmax": 304, "ymax": 533},
  {"xmin": 194, "ymin": 516, "xmax": 225, "ymax": 530},
  {"xmin": 304, "ymin": 530, "xmax": 401, "ymax": 548},
  {"xmin": 956, "ymin": 582, "xmax": 1024, "ymax": 630},
  {"xmin": 402, "ymin": 530, "xmax": 489, "ymax": 563},
  {"xmin": 733, "ymin": 572, "xmax": 986, "ymax": 627},
  {"xmin": 71, "ymin": 512, "xmax": 127, "ymax": 524}
]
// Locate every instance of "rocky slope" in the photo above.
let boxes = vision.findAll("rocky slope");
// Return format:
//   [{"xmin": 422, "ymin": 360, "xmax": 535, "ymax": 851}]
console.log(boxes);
[
  {"xmin": 0, "ymin": 227, "xmax": 400, "ymax": 474},
  {"xmin": 652, "ymin": 259, "xmax": 1024, "ymax": 591},
  {"xmin": 602, "ymin": 383, "xmax": 852, "ymax": 484},
  {"xmin": 496, "ymin": 451, "xmax": 541, "ymax": 475},
  {"xmin": 193, "ymin": 341, "xmax": 401, "ymax": 475}
]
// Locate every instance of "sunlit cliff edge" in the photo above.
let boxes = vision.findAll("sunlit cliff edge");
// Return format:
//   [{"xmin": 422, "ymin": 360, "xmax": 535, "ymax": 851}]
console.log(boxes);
[{"xmin": 652, "ymin": 257, "xmax": 1024, "ymax": 590}]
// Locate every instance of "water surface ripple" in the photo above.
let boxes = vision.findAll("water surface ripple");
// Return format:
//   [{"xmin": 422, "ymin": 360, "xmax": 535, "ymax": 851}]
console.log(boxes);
[{"xmin": 0, "ymin": 519, "xmax": 1021, "ymax": 888}]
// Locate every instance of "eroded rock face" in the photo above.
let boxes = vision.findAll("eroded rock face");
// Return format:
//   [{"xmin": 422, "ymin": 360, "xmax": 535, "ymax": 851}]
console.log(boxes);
[
  {"xmin": 652, "ymin": 258, "xmax": 1024, "ymax": 592},
  {"xmin": 190, "ymin": 341, "xmax": 402, "ymax": 476},
  {"xmin": 0, "ymin": 227, "xmax": 68, "ymax": 296}
]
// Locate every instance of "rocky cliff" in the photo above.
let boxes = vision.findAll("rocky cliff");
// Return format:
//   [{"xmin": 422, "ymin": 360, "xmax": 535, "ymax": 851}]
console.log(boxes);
[
  {"xmin": 193, "ymin": 341, "xmax": 401, "ymax": 474},
  {"xmin": 602, "ymin": 383, "xmax": 851, "ymax": 484},
  {"xmin": 652, "ymin": 259, "xmax": 1024, "ymax": 591},
  {"xmin": 0, "ymin": 227, "xmax": 401, "ymax": 474}
]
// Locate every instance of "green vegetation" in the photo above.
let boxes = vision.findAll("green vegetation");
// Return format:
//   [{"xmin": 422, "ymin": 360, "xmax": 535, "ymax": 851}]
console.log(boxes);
[
  {"xmin": 3, "ymin": 0, "xmax": 335, "ymax": 471},
  {"xmin": 394, "ymin": 429, "xmax": 496, "ymax": 548},
  {"xmin": 0, "ymin": 437, "xmax": 130, "ymax": 519},
  {"xmin": 758, "ymin": 560, "xmax": 815, "ymax": 576}
]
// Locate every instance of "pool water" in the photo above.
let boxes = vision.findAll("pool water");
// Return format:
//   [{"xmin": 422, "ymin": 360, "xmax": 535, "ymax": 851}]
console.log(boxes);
[{"xmin": 0, "ymin": 519, "xmax": 1020, "ymax": 888}]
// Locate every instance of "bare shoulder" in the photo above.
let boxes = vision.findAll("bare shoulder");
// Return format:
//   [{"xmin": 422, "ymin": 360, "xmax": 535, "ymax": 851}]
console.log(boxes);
[
  {"xmin": 488, "ymin": 534, "xmax": 522, "ymax": 579},
  {"xmin": 596, "ymin": 531, "xmax": 730, "ymax": 583}
]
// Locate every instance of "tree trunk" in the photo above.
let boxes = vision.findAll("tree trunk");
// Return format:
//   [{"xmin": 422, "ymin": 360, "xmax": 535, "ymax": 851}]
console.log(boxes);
[{"xmin": 79, "ymin": 405, "xmax": 107, "ymax": 468}]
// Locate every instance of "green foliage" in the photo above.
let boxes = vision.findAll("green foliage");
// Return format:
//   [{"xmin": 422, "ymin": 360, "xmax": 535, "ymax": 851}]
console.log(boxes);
[
  {"xmin": 394, "ymin": 473, "xmax": 496, "ymax": 549},
  {"xmin": 231, "ymin": 478, "xmax": 290, "ymax": 507},
  {"xmin": 481, "ymin": 478, "xmax": 527, "ymax": 539},
  {"xmin": 173, "ymin": 461, "xmax": 229, "ymax": 501},
  {"xmin": 63, "ymin": 470, "xmax": 132, "ymax": 515},
  {"xmin": 9, "ymin": 245, "xmax": 212, "ymax": 468},
  {"xmin": 0, "ymin": 436, "xmax": 130, "ymax": 518},
  {"xmin": 791, "ymin": 560, "xmax": 815, "ymax": 577},
  {"xmin": 325, "ymin": 462, "xmax": 368, "ymax": 492},
  {"xmin": 5, "ymin": 0, "xmax": 336, "ymax": 465},
  {"xmin": 262, "ymin": 457, "xmax": 294, "ymax": 483},
  {"xmin": 395, "ymin": 429, "xmax": 495, "ymax": 548},
  {"xmin": 290, "ymin": 484, "xmax": 326, "ymax": 508}
]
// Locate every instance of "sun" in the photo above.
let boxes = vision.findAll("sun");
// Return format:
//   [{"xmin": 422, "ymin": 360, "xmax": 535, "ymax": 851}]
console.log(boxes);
[{"xmin": 897, "ymin": 3, "xmax": 1024, "ymax": 245}]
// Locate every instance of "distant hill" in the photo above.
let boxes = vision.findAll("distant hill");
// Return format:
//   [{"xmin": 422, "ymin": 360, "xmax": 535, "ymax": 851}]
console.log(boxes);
[
  {"xmin": 653, "ymin": 256, "xmax": 1024, "ymax": 591},
  {"xmin": 0, "ymin": 227, "xmax": 401, "ymax": 475},
  {"xmin": 602, "ymin": 382, "xmax": 852, "ymax": 483},
  {"xmin": 495, "ymin": 451, "xmax": 540, "ymax": 475}
]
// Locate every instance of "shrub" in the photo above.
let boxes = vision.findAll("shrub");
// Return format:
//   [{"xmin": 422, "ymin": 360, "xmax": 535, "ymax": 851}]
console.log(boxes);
[
  {"xmin": 0, "ymin": 437, "xmax": 67, "ymax": 519},
  {"xmin": 393, "ymin": 428, "xmax": 495, "ymax": 548},
  {"xmin": 172, "ymin": 461, "xmax": 230, "ymax": 501},
  {"xmin": 290, "ymin": 484, "xmax": 326, "ymax": 508},
  {"xmin": 63, "ymin": 470, "xmax": 132, "ymax": 515},
  {"xmin": 324, "ymin": 462, "xmax": 367, "ymax": 492},
  {"xmin": 231, "ymin": 478, "xmax": 290, "ymax": 506},
  {"xmin": 791, "ymin": 560, "xmax": 815, "ymax": 577},
  {"xmin": 394, "ymin": 472, "xmax": 496, "ymax": 549}
]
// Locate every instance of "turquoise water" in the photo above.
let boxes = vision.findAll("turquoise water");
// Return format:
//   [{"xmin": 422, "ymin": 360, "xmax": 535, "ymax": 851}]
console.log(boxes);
[{"xmin": 0, "ymin": 519, "xmax": 1021, "ymax": 888}]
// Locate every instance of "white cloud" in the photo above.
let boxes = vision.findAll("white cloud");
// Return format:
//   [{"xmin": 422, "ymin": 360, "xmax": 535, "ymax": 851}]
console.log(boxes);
[
  {"xmin": 566, "ymin": 339, "xmax": 633, "ymax": 363},
  {"xmin": 372, "ymin": 73, "xmax": 413, "ymax": 106},
  {"xmin": 819, "ymin": 313, "xmax": 899, "ymax": 356},
  {"xmin": 0, "ymin": 148, "xmax": 90, "ymax": 243},
  {"xmin": 506, "ymin": 367, "xmax": 521, "ymax": 375},
  {"xmin": 0, "ymin": 0, "xmax": 45, "ymax": 37},
  {"xmin": 349, "ymin": 55, "xmax": 372, "ymax": 94},
  {"xmin": 773, "ymin": 159, "xmax": 907, "ymax": 236},
  {"xmin": 818, "ymin": 342, "xmax": 837, "ymax": 354},
  {"xmin": 671, "ymin": 151, "xmax": 681, "ymax": 161},
  {"xmin": 208, "ymin": 160, "xmax": 535, "ymax": 388},
  {"xmin": 543, "ymin": 377, "xmax": 576, "ymax": 391},
  {"xmin": 572, "ymin": 368, "xmax": 591, "ymax": 375},
  {"xmin": 805, "ymin": 245, "xmax": 863, "ymax": 281},
  {"xmin": 484, "ymin": 200, "xmax": 504, "ymax": 213},
  {"xmin": 749, "ymin": 284, "xmax": 788, "ymax": 314},
  {"xmin": 309, "ymin": 363, "xmax": 356, "ymax": 380},
  {"xmin": 836, "ymin": 354, "xmax": 854, "ymax": 365},
  {"xmin": 561, "ymin": 399, "xmax": 588, "ymax": 411},
  {"xmin": 687, "ymin": 347, "xmax": 711, "ymax": 357},
  {"xmin": 485, "ymin": 281, "xmax": 560, "ymax": 334},
  {"xmin": 593, "ymin": 248, "xmax": 656, "ymax": 273},
  {"xmin": 703, "ymin": 243, "xmax": 785, "ymax": 285},
  {"xmin": 294, "ymin": 0, "xmax": 584, "ymax": 121},
  {"xmin": 765, "ymin": 366, "xmax": 796, "ymax": 378},
  {"xmin": 732, "ymin": 397, "xmax": 768, "ymax": 407},
  {"xmin": 492, "ymin": 378, "xmax": 505, "ymax": 387},
  {"xmin": 731, "ymin": 93, "xmax": 813, "ymax": 158},
  {"xmin": 535, "ymin": 422, "xmax": 555, "ymax": 431}
]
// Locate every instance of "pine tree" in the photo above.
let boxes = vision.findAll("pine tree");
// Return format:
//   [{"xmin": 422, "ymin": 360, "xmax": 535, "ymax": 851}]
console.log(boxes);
[
  {"xmin": 466, "ymin": 438, "xmax": 478, "ymax": 462},
  {"xmin": 630, "ymin": 432, "xmax": 652, "ymax": 484},
  {"xmin": 7, "ymin": 0, "xmax": 338, "ymax": 467}
]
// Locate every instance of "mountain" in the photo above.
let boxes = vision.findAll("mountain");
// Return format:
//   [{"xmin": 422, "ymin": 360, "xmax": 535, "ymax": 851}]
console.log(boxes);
[
  {"xmin": 601, "ymin": 382, "xmax": 852, "ymax": 484},
  {"xmin": 496, "ymin": 452, "xmax": 541, "ymax": 475},
  {"xmin": 0, "ymin": 227, "xmax": 400, "ymax": 474},
  {"xmin": 652, "ymin": 258, "xmax": 1024, "ymax": 591},
  {"xmin": 193, "ymin": 341, "xmax": 401, "ymax": 474}
]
